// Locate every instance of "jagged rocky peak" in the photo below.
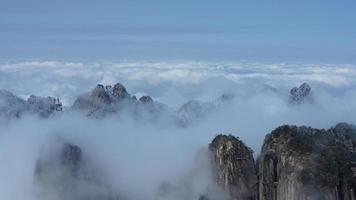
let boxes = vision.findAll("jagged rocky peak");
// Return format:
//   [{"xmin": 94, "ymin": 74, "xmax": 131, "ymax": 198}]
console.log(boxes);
[
  {"xmin": 90, "ymin": 82, "xmax": 131, "ymax": 103},
  {"xmin": 139, "ymin": 95, "xmax": 153, "ymax": 104},
  {"xmin": 72, "ymin": 82, "xmax": 175, "ymax": 121},
  {"xmin": 27, "ymin": 95, "xmax": 63, "ymax": 117},
  {"xmin": 72, "ymin": 82, "xmax": 135, "ymax": 117},
  {"xmin": 289, "ymin": 82, "xmax": 311, "ymax": 104},
  {"xmin": 0, "ymin": 89, "xmax": 62, "ymax": 118},
  {"xmin": 209, "ymin": 134, "xmax": 257, "ymax": 200},
  {"xmin": 113, "ymin": 82, "xmax": 130, "ymax": 98},
  {"xmin": 91, "ymin": 84, "xmax": 112, "ymax": 103},
  {"xmin": 259, "ymin": 124, "xmax": 356, "ymax": 200}
]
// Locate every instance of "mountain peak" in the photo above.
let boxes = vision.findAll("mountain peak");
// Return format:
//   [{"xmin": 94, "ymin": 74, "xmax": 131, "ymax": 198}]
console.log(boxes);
[
  {"xmin": 289, "ymin": 82, "xmax": 311, "ymax": 104},
  {"xmin": 139, "ymin": 95, "xmax": 153, "ymax": 104},
  {"xmin": 113, "ymin": 82, "xmax": 130, "ymax": 98},
  {"xmin": 209, "ymin": 134, "xmax": 257, "ymax": 200}
]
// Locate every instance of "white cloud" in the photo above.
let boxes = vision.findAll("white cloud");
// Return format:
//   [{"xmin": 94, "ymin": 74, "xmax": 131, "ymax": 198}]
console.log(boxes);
[
  {"xmin": 1, "ymin": 60, "xmax": 356, "ymax": 200},
  {"xmin": 1, "ymin": 61, "xmax": 355, "ymax": 106}
]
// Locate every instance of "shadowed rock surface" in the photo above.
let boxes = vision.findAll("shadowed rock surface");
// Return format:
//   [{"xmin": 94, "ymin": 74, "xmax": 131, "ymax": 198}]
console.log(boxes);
[
  {"xmin": 259, "ymin": 123, "xmax": 356, "ymax": 200},
  {"xmin": 289, "ymin": 82, "xmax": 311, "ymax": 104},
  {"xmin": 139, "ymin": 95, "xmax": 153, "ymax": 104},
  {"xmin": 34, "ymin": 141, "xmax": 121, "ymax": 200},
  {"xmin": 209, "ymin": 134, "xmax": 257, "ymax": 200}
]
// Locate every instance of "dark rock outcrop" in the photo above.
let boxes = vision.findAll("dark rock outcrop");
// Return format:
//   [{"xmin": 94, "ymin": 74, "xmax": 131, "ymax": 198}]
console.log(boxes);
[
  {"xmin": 72, "ymin": 83, "xmax": 178, "ymax": 124},
  {"xmin": 35, "ymin": 141, "xmax": 121, "ymax": 200},
  {"xmin": 72, "ymin": 83, "xmax": 137, "ymax": 117},
  {"xmin": 35, "ymin": 142, "xmax": 81, "ymax": 188},
  {"xmin": 60, "ymin": 143, "xmax": 82, "ymax": 175},
  {"xmin": 139, "ymin": 95, "xmax": 153, "ymax": 104},
  {"xmin": 35, "ymin": 142, "xmax": 82, "ymax": 178},
  {"xmin": 259, "ymin": 123, "xmax": 356, "ymax": 200},
  {"xmin": 92, "ymin": 84, "xmax": 113, "ymax": 104},
  {"xmin": 209, "ymin": 134, "xmax": 257, "ymax": 200},
  {"xmin": 289, "ymin": 82, "xmax": 311, "ymax": 104},
  {"xmin": 112, "ymin": 83, "xmax": 130, "ymax": 99}
]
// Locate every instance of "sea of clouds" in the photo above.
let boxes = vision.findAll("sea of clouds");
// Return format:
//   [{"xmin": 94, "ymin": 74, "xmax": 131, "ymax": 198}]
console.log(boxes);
[
  {"xmin": 1, "ymin": 61, "xmax": 355, "ymax": 106},
  {"xmin": 0, "ymin": 60, "xmax": 356, "ymax": 200}
]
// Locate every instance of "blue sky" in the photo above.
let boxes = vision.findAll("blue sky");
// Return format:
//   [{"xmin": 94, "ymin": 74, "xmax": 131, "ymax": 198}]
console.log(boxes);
[{"xmin": 1, "ymin": 0, "xmax": 356, "ymax": 62}]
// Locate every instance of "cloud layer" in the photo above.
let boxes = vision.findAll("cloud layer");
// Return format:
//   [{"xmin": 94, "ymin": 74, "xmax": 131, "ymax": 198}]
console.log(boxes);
[
  {"xmin": 0, "ymin": 60, "xmax": 356, "ymax": 200},
  {"xmin": 1, "ymin": 61, "xmax": 355, "ymax": 105}
]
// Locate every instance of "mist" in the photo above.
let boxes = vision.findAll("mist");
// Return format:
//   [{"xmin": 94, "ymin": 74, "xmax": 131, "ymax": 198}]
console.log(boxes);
[{"xmin": 0, "ymin": 61, "xmax": 356, "ymax": 200}]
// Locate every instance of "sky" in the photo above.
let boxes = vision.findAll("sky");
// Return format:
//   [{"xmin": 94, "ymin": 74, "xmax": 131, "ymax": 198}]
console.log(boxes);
[{"xmin": 0, "ymin": 0, "xmax": 356, "ymax": 62}]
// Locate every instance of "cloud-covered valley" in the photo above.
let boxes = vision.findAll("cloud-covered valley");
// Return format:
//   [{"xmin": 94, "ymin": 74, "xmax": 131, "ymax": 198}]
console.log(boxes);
[{"xmin": 0, "ymin": 61, "xmax": 356, "ymax": 200}]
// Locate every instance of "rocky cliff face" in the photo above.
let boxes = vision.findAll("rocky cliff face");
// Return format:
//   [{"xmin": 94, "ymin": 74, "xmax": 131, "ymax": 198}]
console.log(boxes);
[
  {"xmin": 208, "ymin": 124, "xmax": 355, "ymax": 200},
  {"xmin": 259, "ymin": 123, "xmax": 356, "ymax": 200},
  {"xmin": 209, "ymin": 134, "xmax": 257, "ymax": 200}
]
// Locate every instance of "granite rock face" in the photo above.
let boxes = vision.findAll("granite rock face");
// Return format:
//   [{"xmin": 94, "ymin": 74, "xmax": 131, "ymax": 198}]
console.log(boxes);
[
  {"xmin": 209, "ymin": 134, "xmax": 257, "ymax": 200},
  {"xmin": 259, "ymin": 123, "xmax": 356, "ymax": 200},
  {"xmin": 289, "ymin": 82, "xmax": 311, "ymax": 104},
  {"xmin": 208, "ymin": 123, "xmax": 356, "ymax": 200}
]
